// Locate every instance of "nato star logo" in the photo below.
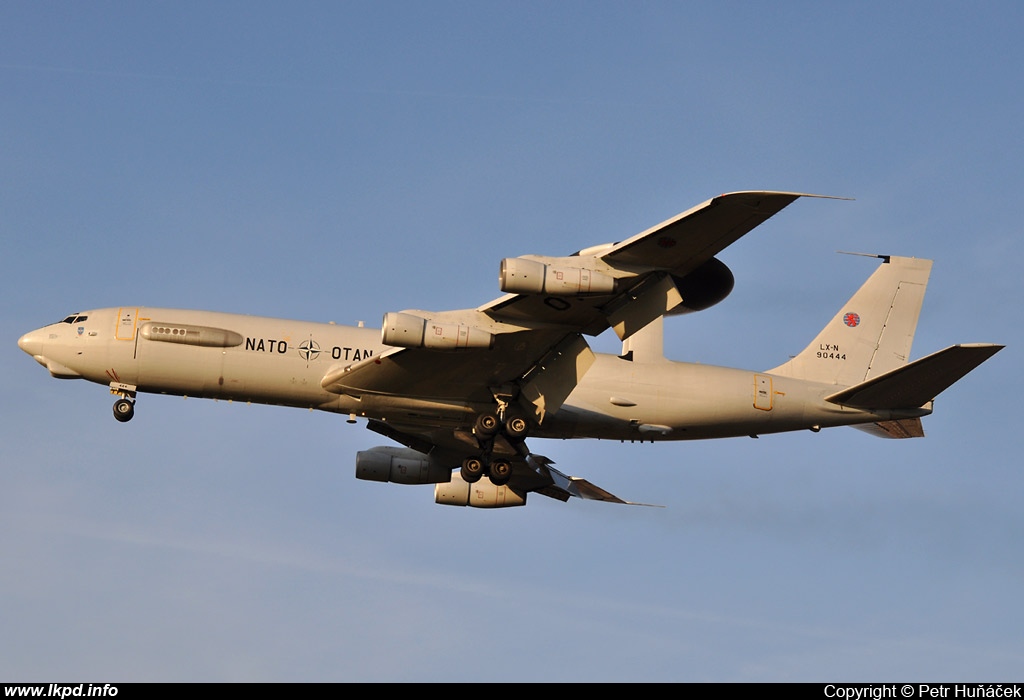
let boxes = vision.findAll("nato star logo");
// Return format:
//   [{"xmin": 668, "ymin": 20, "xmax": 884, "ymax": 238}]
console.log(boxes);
[{"xmin": 298, "ymin": 339, "xmax": 321, "ymax": 362}]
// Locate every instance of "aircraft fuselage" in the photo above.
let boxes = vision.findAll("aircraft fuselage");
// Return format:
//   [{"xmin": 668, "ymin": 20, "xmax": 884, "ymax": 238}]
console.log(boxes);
[
  {"xmin": 18, "ymin": 194, "xmax": 1001, "ymax": 508},
  {"xmin": 18, "ymin": 306, "xmax": 906, "ymax": 441}
]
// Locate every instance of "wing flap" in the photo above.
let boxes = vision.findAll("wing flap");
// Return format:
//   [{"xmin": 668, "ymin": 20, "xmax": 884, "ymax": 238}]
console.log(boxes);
[
  {"xmin": 826, "ymin": 343, "xmax": 1004, "ymax": 410},
  {"xmin": 521, "ymin": 453, "xmax": 660, "ymax": 506}
]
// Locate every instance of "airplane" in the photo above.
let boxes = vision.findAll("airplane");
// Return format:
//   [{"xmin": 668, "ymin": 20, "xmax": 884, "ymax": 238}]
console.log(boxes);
[{"xmin": 17, "ymin": 191, "xmax": 1003, "ymax": 508}]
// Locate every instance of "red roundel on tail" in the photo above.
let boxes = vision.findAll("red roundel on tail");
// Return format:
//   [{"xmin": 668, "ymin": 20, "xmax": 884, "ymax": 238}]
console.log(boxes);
[{"xmin": 844, "ymin": 312, "xmax": 860, "ymax": 327}]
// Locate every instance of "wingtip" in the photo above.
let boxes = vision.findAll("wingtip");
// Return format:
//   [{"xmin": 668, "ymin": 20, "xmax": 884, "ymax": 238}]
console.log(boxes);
[{"xmin": 716, "ymin": 190, "xmax": 854, "ymax": 201}]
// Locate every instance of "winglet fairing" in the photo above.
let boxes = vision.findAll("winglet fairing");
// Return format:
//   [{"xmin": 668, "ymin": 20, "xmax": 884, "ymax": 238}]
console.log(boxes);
[{"xmin": 17, "ymin": 191, "xmax": 1003, "ymax": 509}]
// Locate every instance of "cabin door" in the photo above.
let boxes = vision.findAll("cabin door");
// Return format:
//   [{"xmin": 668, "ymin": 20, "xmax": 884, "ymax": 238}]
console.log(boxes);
[
  {"xmin": 115, "ymin": 307, "xmax": 138, "ymax": 341},
  {"xmin": 754, "ymin": 374, "xmax": 773, "ymax": 411}
]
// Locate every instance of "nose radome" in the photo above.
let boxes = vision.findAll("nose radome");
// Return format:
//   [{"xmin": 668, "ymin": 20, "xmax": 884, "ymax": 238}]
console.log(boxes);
[{"xmin": 18, "ymin": 330, "xmax": 43, "ymax": 356}]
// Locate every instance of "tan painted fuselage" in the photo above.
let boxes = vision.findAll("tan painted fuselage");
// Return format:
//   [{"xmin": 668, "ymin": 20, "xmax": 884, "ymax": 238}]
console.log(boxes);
[{"xmin": 19, "ymin": 305, "xmax": 906, "ymax": 443}]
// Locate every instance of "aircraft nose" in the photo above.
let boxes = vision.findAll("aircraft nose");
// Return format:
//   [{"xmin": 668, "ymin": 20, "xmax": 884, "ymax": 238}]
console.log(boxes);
[{"xmin": 18, "ymin": 330, "xmax": 43, "ymax": 357}]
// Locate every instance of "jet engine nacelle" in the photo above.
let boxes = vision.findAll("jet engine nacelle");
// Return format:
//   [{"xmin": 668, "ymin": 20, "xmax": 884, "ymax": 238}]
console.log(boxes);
[
  {"xmin": 356, "ymin": 446, "xmax": 453, "ymax": 485},
  {"xmin": 434, "ymin": 472, "xmax": 527, "ymax": 508},
  {"xmin": 382, "ymin": 312, "xmax": 494, "ymax": 350},
  {"xmin": 499, "ymin": 257, "xmax": 616, "ymax": 296}
]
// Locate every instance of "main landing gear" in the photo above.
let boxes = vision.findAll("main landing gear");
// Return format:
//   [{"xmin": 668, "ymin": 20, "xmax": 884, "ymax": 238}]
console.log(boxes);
[
  {"xmin": 110, "ymin": 382, "xmax": 137, "ymax": 423},
  {"xmin": 458, "ymin": 409, "xmax": 529, "ymax": 487}
]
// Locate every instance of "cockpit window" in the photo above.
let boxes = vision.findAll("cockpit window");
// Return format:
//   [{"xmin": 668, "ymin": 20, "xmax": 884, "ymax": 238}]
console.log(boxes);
[
  {"xmin": 59, "ymin": 314, "xmax": 88, "ymax": 324},
  {"xmin": 61, "ymin": 315, "xmax": 77, "ymax": 324}
]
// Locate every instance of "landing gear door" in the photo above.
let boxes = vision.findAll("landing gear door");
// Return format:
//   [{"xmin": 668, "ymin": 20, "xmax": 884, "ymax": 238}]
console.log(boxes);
[{"xmin": 116, "ymin": 308, "xmax": 138, "ymax": 341}]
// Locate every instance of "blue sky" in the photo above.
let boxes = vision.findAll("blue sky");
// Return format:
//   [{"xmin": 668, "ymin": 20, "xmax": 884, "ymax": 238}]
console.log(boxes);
[{"xmin": 2, "ymin": 1, "xmax": 1021, "ymax": 681}]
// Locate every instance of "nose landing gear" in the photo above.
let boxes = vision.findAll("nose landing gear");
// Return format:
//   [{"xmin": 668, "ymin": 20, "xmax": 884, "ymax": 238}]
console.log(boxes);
[
  {"xmin": 109, "ymin": 382, "xmax": 137, "ymax": 423},
  {"xmin": 113, "ymin": 398, "xmax": 135, "ymax": 423}
]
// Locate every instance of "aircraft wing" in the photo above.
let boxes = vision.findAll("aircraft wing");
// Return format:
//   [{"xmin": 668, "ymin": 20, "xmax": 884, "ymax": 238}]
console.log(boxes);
[
  {"xmin": 480, "ymin": 191, "xmax": 832, "ymax": 336},
  {"xmin": 323, "ymin": 191, "xmax": 823, "ymax": 415},
  {"xmin": 602, "ymin": 190, "xmax": 820, "ymax": 270},
  {"xmin": 366, "ymin": 419, "xmax": 657, "ymax": 506},
  {"xmin": 321, "ymin": 329, "xmax": 592, "ymax": 414}
]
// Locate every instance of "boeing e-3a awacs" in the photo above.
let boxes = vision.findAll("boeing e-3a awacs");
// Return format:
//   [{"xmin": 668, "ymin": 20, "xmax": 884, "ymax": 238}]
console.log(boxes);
[{"xmin": 18, "ymin": 191, "xmax": 1003, "ymax": 508}]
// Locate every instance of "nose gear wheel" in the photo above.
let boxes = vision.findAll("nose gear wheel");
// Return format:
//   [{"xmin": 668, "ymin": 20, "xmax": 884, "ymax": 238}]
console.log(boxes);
[{"xmin": 113, "ymin": 398, "xmax": 135, "ymax": 423}]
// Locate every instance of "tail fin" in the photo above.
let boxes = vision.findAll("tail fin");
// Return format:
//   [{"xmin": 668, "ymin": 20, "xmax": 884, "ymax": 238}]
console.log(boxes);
[{"xmin": 768, "ymin": 256, "xmax": 932, "ymax": 386}]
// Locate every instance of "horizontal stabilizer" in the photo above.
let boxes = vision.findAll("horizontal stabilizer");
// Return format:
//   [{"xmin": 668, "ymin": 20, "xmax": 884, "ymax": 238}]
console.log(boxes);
[
  {"xmin": 852, "ymin": 418, "xmax": 925, "ymax": 439},
  {"xmin": 826, "ymin": 344, "xmax": 1003, "ymax": 410}
]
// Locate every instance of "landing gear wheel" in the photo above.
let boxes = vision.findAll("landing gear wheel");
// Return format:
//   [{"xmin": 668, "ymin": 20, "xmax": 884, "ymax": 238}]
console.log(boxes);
[
  {"xmin": 504, "ymin": 414, "xmax": 529, "ymax": 440},
  {"xmin": 474, "ymin": 412, "xmax": 500, "ymax": 438},
  {"xmin": 113, "ymin": 398, "xmax": 135, "ymax": 423},
  {"xmin": 460, "ymin": 457, "xmax": 485, "ymax": 483},
  {"xmin": 489, "ymin": 459, "xmax": 512, "ymax": 486}
]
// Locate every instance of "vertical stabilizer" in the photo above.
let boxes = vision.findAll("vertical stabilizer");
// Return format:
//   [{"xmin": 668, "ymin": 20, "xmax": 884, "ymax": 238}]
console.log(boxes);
[
  {"xmin": 620, "ymin": 316, "xmax": 667, "ymax": 363},
  {"xmin": 768, "ymin": 256, "xmax": 932, "ymax": 386}
]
